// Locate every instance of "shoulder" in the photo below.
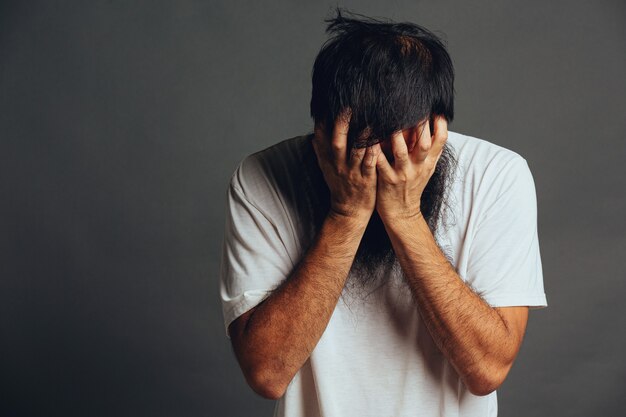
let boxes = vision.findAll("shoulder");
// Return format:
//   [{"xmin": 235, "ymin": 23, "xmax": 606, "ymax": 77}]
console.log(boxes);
[
  {"xmin": 445, "ymin": 130, "xmax": 539, "ymax": 227},
  {"xmin": 229, "ymin": 134, "xmax": 312, "ymax": 198},
  {"xmin": 447, "ymin": 130, "xmax": 528, "ymax": 175},
  {"xmin": 446, "ymin": 131, "xmax": 535, "ymax": 196},
  {"xmin": 442, "ymin": 131, "xmax": 539, "ymax": 228}
]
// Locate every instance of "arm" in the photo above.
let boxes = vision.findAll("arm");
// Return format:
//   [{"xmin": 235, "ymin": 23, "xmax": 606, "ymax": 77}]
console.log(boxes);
[
  {"xmin": 229, "ymin": 110, "xmax": 380, "ymax": 399},
  {"xmin": 375, "ymin": 117, "xmax": 528, "ymax": 396},
  {"xmin": 383, "ymin": 213, "xmax": 527, "ymax": 396},
  {"xmin": 230, "ymin": 212, "xmax": 368, "ymax": 399}
]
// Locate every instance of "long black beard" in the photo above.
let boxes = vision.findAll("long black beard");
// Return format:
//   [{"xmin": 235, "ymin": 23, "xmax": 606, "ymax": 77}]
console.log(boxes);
[{"xmin": 344, "ymin": 144, "xmax": 458, "ymax": 297}]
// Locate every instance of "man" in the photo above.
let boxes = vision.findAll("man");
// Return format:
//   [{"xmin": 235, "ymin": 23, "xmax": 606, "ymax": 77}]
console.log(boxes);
[{"xmin": 219, "ymin": 9, "xmax": 547, "ymax": 417}]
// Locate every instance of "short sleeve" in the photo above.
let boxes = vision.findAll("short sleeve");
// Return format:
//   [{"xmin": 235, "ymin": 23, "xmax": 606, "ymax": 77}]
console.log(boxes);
[
  {"xmin": 466, "ymin": 157, "xmax": 547, "ymax": 309},
  {"xmin": 219, "ymin": 166, "xmax": 294, "ymax": 338}
]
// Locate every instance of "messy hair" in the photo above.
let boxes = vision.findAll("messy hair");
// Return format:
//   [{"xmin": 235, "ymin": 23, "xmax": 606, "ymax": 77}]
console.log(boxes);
[{"xmin": 310, "ymin": 8, "xmax": 455, "ymax": 148}]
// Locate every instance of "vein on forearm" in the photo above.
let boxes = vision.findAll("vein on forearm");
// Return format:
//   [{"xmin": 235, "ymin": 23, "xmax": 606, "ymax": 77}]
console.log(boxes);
[
  {"xmin": 243, "ymin": 213, "xmax": 367, "ymax": 379},
  {"xmin": 384, "ymin": 214, "xmax": 514, "ymax": 379}
]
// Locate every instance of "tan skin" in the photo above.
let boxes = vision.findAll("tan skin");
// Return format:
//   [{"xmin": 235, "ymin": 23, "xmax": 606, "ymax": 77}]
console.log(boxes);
[{"xmin": 228, "ymin": 110, "xmax": 529, "ymax": 399}]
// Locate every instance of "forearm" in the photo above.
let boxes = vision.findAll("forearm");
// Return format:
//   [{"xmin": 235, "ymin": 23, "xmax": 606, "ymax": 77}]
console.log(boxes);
[
  {"xmin": 384, "ymin": 213, "xmax": 520, "ymax": 395},
  {"xmin": 236, "ymin": 212, "xmax": 368, "ymax": 398}
]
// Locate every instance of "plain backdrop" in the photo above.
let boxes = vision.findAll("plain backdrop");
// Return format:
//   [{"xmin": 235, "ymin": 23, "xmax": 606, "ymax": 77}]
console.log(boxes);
[{"xmin": 1, "ymin": 1, "xmax": 625, "ymax": 416}]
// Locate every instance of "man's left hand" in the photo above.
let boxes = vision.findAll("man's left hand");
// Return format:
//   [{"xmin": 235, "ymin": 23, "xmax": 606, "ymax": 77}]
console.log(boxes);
[{"xmin": 375, "ymin": 115, "xmax": 448, "ymax": 222}]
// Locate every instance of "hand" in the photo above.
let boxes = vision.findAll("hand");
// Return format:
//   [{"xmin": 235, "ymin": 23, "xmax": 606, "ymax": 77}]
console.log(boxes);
[
  {"xmin": 312, "ymin": 109, "xmax": 381, "ymax": 222},
  {"xmin": 375, "ymin": 115, "xmax": 448, "ymax": 222}
]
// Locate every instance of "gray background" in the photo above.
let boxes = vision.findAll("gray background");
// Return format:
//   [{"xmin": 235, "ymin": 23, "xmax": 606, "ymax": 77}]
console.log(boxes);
[{"xmin": 1, "ymin": 0, "xmax": 625, "ymax": 416}]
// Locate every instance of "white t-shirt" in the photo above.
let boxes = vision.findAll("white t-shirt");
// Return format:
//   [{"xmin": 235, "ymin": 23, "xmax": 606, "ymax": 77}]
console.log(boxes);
[{"xmin": 219, "ymin": 130, "xmax": 548, "ymax": 417}]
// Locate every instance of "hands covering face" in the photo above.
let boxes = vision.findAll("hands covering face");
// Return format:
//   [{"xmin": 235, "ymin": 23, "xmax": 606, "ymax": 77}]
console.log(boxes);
[{"xmin": 312, "ymin": 109, "xmax": 448, "ymax": 224}]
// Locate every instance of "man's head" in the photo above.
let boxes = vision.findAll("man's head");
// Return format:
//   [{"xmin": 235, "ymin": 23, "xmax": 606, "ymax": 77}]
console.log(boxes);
[
  {"xmin": 307, "ymin": 9, "xmax": 458, "ymax": 296},
  {"xmin": 310, "ymin": 8, "xmax": 455, "ymax": 150}
]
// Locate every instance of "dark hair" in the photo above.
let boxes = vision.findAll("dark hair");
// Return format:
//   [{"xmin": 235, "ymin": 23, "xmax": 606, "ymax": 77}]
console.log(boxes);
[{"xmin": 310, "ymin": 8, "xmax": 455, "ymax": 148}]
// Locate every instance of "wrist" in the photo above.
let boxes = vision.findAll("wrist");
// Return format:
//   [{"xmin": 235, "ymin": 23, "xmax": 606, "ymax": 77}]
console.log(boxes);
[
  {"xmin": 326, "ymin": 208, "xmax": 372, "ymax": 230},
  {"xmin": 379, "ymin": 208, "xmax": 424, "ymax": 230}
]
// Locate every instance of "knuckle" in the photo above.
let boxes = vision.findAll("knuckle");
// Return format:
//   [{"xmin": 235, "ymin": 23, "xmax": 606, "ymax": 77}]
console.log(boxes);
[
  {"xmin": 394, "ymin": 150, "xmax": 409, "ymax": 160},
  {"xmin": 331, "ymin": 142, "xmax": 344, "ymax": 152},
  {"xmin": 352, "ymin": 148, "xmax": 366, "ymax": 159}
]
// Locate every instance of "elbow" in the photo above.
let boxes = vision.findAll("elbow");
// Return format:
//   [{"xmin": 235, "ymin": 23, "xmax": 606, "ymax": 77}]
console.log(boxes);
[
  {"xmin": 230, "ymin": 321, "xmax": 290, "ymax": 400},
  {"xmin": 465, "ymin": 376, "xmax": 501, "ymax": 397},
  {"xmin": 463, "ymin": 360, "xmax": 512, "ymax": 397},
  {"xmin": 245, "ymin": 365, "xmax": 289, "ymax": 400},
  {"xmin": 233, "ymin": 344, "xmax": 291, "ymax": 400}
]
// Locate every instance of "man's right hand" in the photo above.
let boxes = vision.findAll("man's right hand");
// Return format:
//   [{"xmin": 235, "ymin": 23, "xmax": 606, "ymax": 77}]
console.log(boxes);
[
  {"xmin": 312, "ymin": 109, "xmax": 381, "ymax": 223},
  {"xmin": 229, "ymin": 109, "xmax": 380, "ymax": 400}
]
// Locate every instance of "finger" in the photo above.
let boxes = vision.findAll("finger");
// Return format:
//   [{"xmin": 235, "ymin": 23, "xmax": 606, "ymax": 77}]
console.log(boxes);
[
  {"xmin": 331, "ymin": 108, "xmax": 352, "ymax": 167},
  {"xmin": 411, "ymin": 119, "xmax": 432, "ymax": 163},
  {"xmin": 361, "ymin": 143, "xmax": 380, "ymax": 177},
  {"xmin": 390, "ymin": 130, "xmax": 410, "ymax": 170},
  {"xmin": 348, "ymin": 146, "xmax": 367, "ymax": 170},
  {"xmin": 376, "ymin": 147, "xmax": 396, "ymax": 180},
  {"xmin": 313, "ymin": 120, "xmax": 330, "ymax": 150},
  {"xmin": 435, "ymin": 148, "xmax": 444, "ymax": 167},
  {"xmin": 312, "ymin": 121, "xmax": 333, "ymax": 170},
  {"xmin": 430, "ymin": 116, "xmax": 448, "ymax": 157}
]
